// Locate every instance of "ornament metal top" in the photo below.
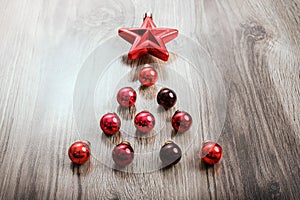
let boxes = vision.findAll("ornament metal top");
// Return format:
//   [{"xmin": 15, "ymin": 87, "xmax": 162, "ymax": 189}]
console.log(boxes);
[{"xmin": 118, "ymin": 12, "xmax": 179, "ymax": 61}]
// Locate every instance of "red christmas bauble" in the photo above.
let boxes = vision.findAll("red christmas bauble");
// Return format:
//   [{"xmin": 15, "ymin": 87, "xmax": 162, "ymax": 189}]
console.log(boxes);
[
  {"xmin": 171, "ymin": 111, "xmax": 193, "ymax": 132},
  {"xmin": 134, "ymin": 111, "xmax": 155, "ymax": 133},
  {"xmin": 200, "ymin": 142, "xmax": 222, "ymax": 165},
  {"xmin": 138, "ymin": 65, "xmax": 158, "ymax": 86},
  {"xmin": 100, "ymin": 113, "xmax": 121, "ymax": 135},
  {"xmin": 117, "ymin": 87, "xmax": 137, "ymax": 107},
  {"xmin": 157, "ymin": 88, "xmax": 177, "ymax": 110},
  {"xmin": 112, "ymin": 141, "xmax": 134, "ymax": 167},
  {"xmin": 68, "ymin": 141, "xmax": 91, "ymax": 165}
]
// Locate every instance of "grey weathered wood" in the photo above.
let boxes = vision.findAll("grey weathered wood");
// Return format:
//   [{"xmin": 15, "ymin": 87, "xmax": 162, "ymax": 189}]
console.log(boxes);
[{"xmin": 0, "ymin": 0, "xmax": 299, "ymax": 199}]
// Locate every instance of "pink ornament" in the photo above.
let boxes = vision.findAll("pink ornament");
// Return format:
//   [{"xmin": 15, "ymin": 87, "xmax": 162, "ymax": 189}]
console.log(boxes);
[
  {"xmin": 138, "ymin": 65, "xmax": 158, "ymax": 86},
  {"xmin": 117, "ymin": 87, "xmax": 137, "ymax": 107}
]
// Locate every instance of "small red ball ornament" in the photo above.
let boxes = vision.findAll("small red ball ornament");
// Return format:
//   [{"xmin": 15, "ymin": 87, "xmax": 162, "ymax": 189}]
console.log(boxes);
[
  {"xmin": 112, "ymin": 141, "xmax": 134, "ymax": 167},
  {"xmin": 117, "ymin": 87, "xmax": 137, "ymax": 107},
  {"xmin": 171, "ymin": 111, "xmax": 193, "ymax": 132},
  {"xmin": 159, "ymin": 141, "xmax": 182, "ymax": 167},
  {"xmin": 134, "ymin": 111, "xmax": 155, "ymax": 133},
  {"xmin": 200, "ymin": 142, "xmax": 222, "ymax": 165},
  {"xmin": 100, "ymin": 113, "xmax": 121, "ymax": 135},
  {"xmin": 138, "ymin": 65, "xmax": 158, "ymax": 86},
  {"xmin": 157, "ymin": 88, "xmax": 177, "ymax": 110},
  {"xmin": 68, "ymin": 141, "xmax": 91, "ymax": 165}
]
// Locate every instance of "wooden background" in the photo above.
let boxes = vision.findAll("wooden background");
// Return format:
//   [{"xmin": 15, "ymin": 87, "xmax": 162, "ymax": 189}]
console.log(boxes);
[{"xmin": 0, "ymin": 0, "xmax": 299, "ymax": 199}]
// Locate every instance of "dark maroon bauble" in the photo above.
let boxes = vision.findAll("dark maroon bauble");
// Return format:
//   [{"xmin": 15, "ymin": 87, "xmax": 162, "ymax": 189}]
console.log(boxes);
[
  {"xmin": 159, "ymin": 141, "xmax": 182, "ymax": 167},
  {"xmin": 200, "ymin": 142, "xmax": 222, "ymax": 165},
  {"xmin": 134, "ymin": 111, "xmax": 155, "ymax": 133},
  {"xmin": 157, "ymin": 88, "xmax": 177, "ymax": 110},
  {"xmin": 68, "ymin": 141, "xmax": 91, "ymax": 165},
  {"xmin": 171, "ymin": 111, "xmax": 193, "ymax": 132},
  {"xmin": 117, "ymin": 87, "xmax": 137, "ymax": 107},
  {"xmin": 112, "ymin": 141, "xmax": 134, "ymax": 167},
  {"xmin": 100, "ymin": 113, "xmax": 121, "ymax": 135}
]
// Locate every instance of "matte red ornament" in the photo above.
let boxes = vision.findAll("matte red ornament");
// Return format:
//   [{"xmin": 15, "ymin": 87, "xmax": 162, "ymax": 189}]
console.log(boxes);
[
  {"xmin": 68, "ymin": 141, "xmax": 91, "ymax": 165},
  {"xmin": 159, "ymin": 141, "xmax": 182, "ymax": 167},
  {"xmin": 117, "ymin": 87, "xmax": 137, "ymax": 107},
  {"xmin": 134, "ymin": 111, "xmax": 155, "ymax": 133},
  {"xmin": 200, "ymin": 142, "xmax": 222, "ymax": 165},
  {"xmin": 157, "ymin": 88, "xmax": 177, "ymax": 110},
  {"xmin": 138, "ymin": 64, "xmax": 158, "ymax": 86},
  {"xmin": 118, "ymin": 13, "xmax": 178, "ymax": 61},
  {"xmin": 112, "ymin": 141, "xmax": 134, "ymax": 167},
  {"xmin": 100, "ymin": 113, "xmax": 121, "ymax": 135},
  {"xmin": 171, "ymin": 111, "xmax": 193, "ymax": 132}
]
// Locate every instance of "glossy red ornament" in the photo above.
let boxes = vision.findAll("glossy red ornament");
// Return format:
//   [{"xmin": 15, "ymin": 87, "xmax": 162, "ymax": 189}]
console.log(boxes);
[
  {"xmin": 157, "ymin": 88, "xmax": 177, "ymax": 110},
  {"xmin": 138, "ymin": 65, "xmax": 158, "ymax": 86},
  {"xmin": 100, "ymin": 113, "xmax": 121, "ymax": 135},
  {"xmin": 171, "ymin": 111, "xmax": 193, "ymax": 132},
  {"xmin": 134, "ymin": 111, "xmax": 155, "ymax": 133},
  {"xmin": 117, "ymin": 87, "xmax": 137, "ymax": 107},
  {"xmin": 118, "ymin": 13, "xmax": 178, "ymax": 61},
  {"xmin": 200, "ymin": 142, "xmax": 223, "ymax": 165},
  {"xmin": 112, "ymin": 141, "xmax": 134, "ymax": 167},
  {"xmin": 159, "ymin": 141, "xmax": 182, "ymax": 167},
  {"xmin": 68, "ymin": 141, "xmax": 91, "ymax": 165}
]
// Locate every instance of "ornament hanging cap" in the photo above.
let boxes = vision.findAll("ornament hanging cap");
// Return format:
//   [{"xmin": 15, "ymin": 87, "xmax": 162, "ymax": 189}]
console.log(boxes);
[{"xmin": 144, "ymin": 12, "xmax": 153, "ymax": 20}]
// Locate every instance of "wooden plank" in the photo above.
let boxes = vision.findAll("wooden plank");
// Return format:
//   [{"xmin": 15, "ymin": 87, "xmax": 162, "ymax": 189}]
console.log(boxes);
[{"xmin": 0, "ymin": 0, "xmax": 299, "ymax": 199}]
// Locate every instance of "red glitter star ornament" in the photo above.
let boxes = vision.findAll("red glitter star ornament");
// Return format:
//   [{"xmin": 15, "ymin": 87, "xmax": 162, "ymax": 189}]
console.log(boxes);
[{"xmin": 118, "ymin": 12, "xmax": 179, "ymax": 61}]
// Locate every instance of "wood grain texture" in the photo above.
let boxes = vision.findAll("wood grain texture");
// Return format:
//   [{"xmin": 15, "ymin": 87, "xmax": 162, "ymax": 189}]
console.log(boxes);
[{"xmin": 0, "ymin": 0, "xmax": 299, "ymax": 199}]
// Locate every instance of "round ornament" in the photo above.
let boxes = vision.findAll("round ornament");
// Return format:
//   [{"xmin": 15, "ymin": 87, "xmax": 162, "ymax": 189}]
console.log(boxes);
[
  {"xmin": 157, "ymin": 88, "xmax": 177, "ymax": 110},
  {"xmin": 171, "ymin": 111, "xmax": 193, "ymax": 132},
  {"xmin": 68, "ymin": 141, "xmax": 91, "ymax": 165},
  {"xmin": 134, "ymin": 111, "xmax": 155, "ymax": 133},
  {"xmin": 100, "ymin": 112, "xmax": 121, "ymax": 135},
  {"xmin": 200, "ymin": 142, "xmax": 223, "ymax": 165},
  {"xmin": 159, "ymin": 141, "xmax": 182, "ymax": 167},
  {"xmin": 117, "ymin": 87, "xmax": 137, "ymax": 107},
  {"xmin": 138, "ymin": 64, "xmax": 158, "ymax": 86},
  {"xmin": 112, "ymin": 141, "xmax": 134, "ymax": 167}
]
